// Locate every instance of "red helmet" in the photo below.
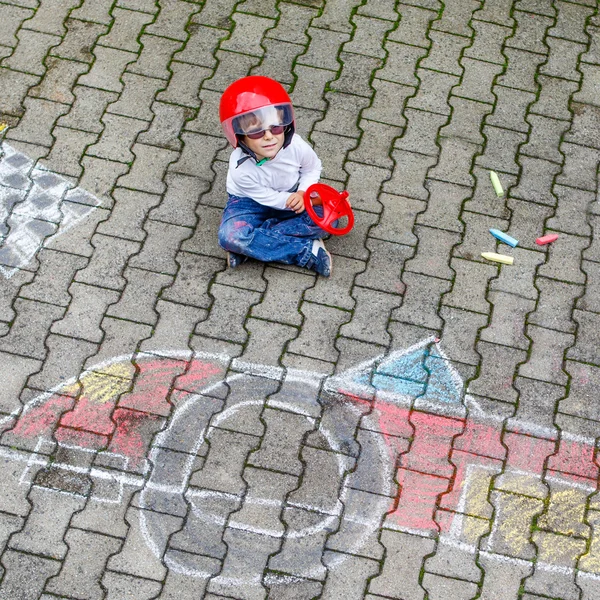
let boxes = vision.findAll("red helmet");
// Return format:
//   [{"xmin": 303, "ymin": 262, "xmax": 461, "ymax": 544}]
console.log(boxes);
[{"xmin": 219, "ymin": 76, "xmax": 295, "ymax": 149}]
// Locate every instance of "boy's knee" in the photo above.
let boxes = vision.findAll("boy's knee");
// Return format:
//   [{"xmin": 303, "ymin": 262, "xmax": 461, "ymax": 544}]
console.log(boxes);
[{"xmin": 218, "ymin": 220, "xmax": 250, "ymax": 252}]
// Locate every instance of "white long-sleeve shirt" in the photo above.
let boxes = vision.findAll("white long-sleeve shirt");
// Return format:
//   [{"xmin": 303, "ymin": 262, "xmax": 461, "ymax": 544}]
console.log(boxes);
[{"xmin": 226, "ymin": 133, "xmax": 322, "ymax": 210}]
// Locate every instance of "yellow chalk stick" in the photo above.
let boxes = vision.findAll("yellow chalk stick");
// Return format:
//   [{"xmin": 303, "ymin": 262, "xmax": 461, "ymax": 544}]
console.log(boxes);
[
  {"xmin": 0, "ymin": 123, "xmax": 7, "ymax": 133},
  {"xmin": 490, "ymin": 171, "xmax": 504, "ymax": 197},
  {"xmin": 482, "ymin": 252, "xmax": 514, "ymax": 265}
]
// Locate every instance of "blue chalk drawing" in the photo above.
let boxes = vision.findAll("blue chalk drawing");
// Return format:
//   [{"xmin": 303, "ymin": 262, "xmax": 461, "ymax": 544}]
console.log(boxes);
[{"xmin": 344, "ymin": 339, "xmax": 463, "ymax": 406}]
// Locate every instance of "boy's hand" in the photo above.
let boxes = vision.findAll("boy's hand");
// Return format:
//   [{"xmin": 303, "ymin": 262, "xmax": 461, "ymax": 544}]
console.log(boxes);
[{"xmin": 286, "ymin": 191, "xmax": 305, "ymax": 214}]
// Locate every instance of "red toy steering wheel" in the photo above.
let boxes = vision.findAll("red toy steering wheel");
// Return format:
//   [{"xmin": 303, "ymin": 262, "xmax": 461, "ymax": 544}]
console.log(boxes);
[{"xmin": 304, "ymin": 183, "xmax": 354, "ymax": 236}]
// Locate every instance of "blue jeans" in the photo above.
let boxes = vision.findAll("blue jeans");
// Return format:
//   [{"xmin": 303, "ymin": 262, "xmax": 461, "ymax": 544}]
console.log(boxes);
[{"xmin": 218, "ymin": 195, "xmax": 328, "ymax": 267}]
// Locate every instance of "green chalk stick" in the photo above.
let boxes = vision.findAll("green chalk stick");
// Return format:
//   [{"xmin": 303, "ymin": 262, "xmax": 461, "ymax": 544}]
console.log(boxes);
[{"xmin": 490, "ymin": 171, "xmax": 504, "ymax": 197}]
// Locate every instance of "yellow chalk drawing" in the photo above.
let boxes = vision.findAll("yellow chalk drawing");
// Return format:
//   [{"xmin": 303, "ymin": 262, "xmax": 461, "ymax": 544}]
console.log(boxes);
[
  {"xmin": 454, "ymin": 467, "xmax": 600, "ymax": 575},
  {"xmin": 534, "ymin": 530, "xmax": 586, "ymax": 566},
  {"xmin": 60, "ymin": 365, "xmax": 132, "ymax": 402},
  {"xmin": 538, "ymin": 487, "xmax": 590, "ymax": 537}
]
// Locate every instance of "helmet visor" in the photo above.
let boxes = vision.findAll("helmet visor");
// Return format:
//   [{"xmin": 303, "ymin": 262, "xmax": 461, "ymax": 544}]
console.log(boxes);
[{"xmin": 232, "ymin": 104, "xmax": 294, "ymax": 138}]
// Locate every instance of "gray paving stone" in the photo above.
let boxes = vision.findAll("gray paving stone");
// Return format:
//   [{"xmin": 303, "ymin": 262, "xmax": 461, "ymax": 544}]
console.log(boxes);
[
  {"xmin": 87, "ymin": 113, "xmax": 149, "ymax": 164},
  {"xmin": 545, "ymin": 38, "xmax": 588, "ymax": 85},
  {"xmin": 369, "ymin": 193, "xmax": 422, "ymax": 246},
  {"xmin": 70, "ymin": 0, "xmax": 114, "ymax": 24},
  {"xmin": 107, "ymin": 73, "xmax": 165, "ymax": 122},
  {"xmin": 267, "ymin": 506, "xmax": 329, "ymax": 581},
  {"xmin": 395, "ymin": 108, "xmax": 448, "ymax": 156},
  {"xmin": 321, "ymin": 551, "xmax": 380, "ymax": 599},
  {"xmin": 441, "ymin": 97, "xmax": 492, "ymax": 145},
  {"xmin": 349, "ymin": 120, "xmax": 403, "ymax": 169},
  {"xmin": 288, "ymin": 446, "xmax": 354, "ymax": 514},
  {"xmin": 430, "ymin": 137, "xmax": 479, "ymax": 187},
  {"xmin": 390, "ymin": 4, "xmax": 438, "ymax": 47},
  {"xmin": 29, "ymin": 57, "xmax": 89, "ymax": 105},
  {"xmin": 383, "ymin": 151, "xmax": 438, "ymax": 200},
  {"xmin": 288, "ymin": 301, "xmax": 350, "ymax": 363},
  {"xmin": 27, "ymin": 332, "xmax": 98, "ymax": 393},
  {"xmin": 75, "ymin": 233, "xmax": 140, "ymax": 289},
  {"xmin": 78, "ymin": 46, "xmax": 138, "ymax": 92},
  {"xmin": 344, "ymin": 162, "xmax": 388, "ymax": 213},
  {"xmin": 105, "ymin": 267, "xmax": 172, "ymax": 323},
  {"xmin": 341, "ymin": 286, "xmax": 398, "ymax": 345},
  {"xmin": 421, "ymin": 30, "xmax": 472, "ymax": 76},
  {"xmin": 470, "ymin": 341, "xmax": 528, "ymax": 403},
  {"xmin": 6, "ymin": 97, "xmax": 70, "ymax": 147},
  {"xmin": 557, "ymin": 143, "xmax": 600, "ymax": 191},
  {"xmin": 0, "ymin": 550, "xmax": 61, "ymax": 600},
  {"xmin": 497, "ymin": 48, "xmax": 547, "ymax": 93},
  {"xmin": 476, "ymin": 552, "xmax": 532, "ymax": 600},
  {"xmin": 356, "ymin": 238, "xmax": 412, "ymax": 294},
  {"xmin": 405, "ymin": 225, "xmax": 461, "ymax": 280},
  {"xmin": 107, "ymin": 505, "xmax": 182, "ymax": 580},
  {"xmin": 310, "ymin": 130, "xmax": 358, "ymax": 182},
  {"xmin": 221, "ymin": 12, "xmax": 276, "ymax": 56},
  {"xmin": 194, "ymin": 282, "xmax": 261, "ymax": 343},
  {"xmin": 316, "ymin": 92, "xmax": 370, "ymax": 138},
  {"xmin": 480, "ymin": 291, "xmax": 535, "ymax": 350},
  {"xmin": 101, "ymin": 571, "xmax": 162, "ymax": 599},
  {"xmin": 50, "ymin": 282, "xmax": 119, "ymax": 341},
  {"xmin": 443, "ymin": 258, "xmax": 497, "ymax": 314},
  {"xmin": 525, "ymin": 531, "xmax": 585, "ymax": 599},
  {"xmin": 0, "ymin": 4, "xmax": 34, "ymax": 47},
  {"xmin": 0, "ymin": 68, "xmax": 40, "ymax": 117},
  {"xmin": 170, "ymin": 487, "xmax": 239, "ymax": 558},
  {"xmin": 511, "ymin": 157, "xmax": 562, "ymax": 206},
  {"xmin": 331, "ymin": 53, "xmax": 382, "ymax": 97},
  {"xmin": 0, "ymin": 351, "xmax": 41, "ymax": 414},
  {"xmin": 146, "ymin": 0, "xmax": 199, "ymax": 41},
  {"xmin": 538, "ymin": 232, "xmax": 589, "ymax": 284},
  {"xmin": 391, "ymin": 272, "xmax": 451, "ymax": 330},
  {"xmin": 0, "ymin": 298, "xmax": 65, "ymax": 360},
  {"xmin": 159, "ymin": 62, "xmax": 212, "ymax": 107},
  {"xmin": 160, "ymin": 551, "xmax": 221, "ymax": 599},
  {"xmin": 230, "ymin": 466, "xmax": 297, "ymax": 537},
  {"xmin": 533, "ymin": 76, "xmax": 581, "ymax": 122},
  {"xmin": 2, "ymin": 29, "xmax": 61, "ymax": 76},
  {"xmin": 422, "ymin": 572, "xmax": 480, "ymax": 600},
  {"xmin": 129, "ymin": 220, "xmax": 192, "ymax": 274},
  {"xmin": 208, "ymin": 528, "xmax": 280, "ymax": 599},
  {"xmin": 127, "ymin": 34, "xmax": 183, "ymax": 80},
  {"xmin": 50, "ymin": 18, "xmax": 108, "ymax": 63},
  {"xmin": 44, "ymin": 527, "xmax": 122, "ymax": 599},
  {"xmin": 407, "ymin": 69, "xmax": 459, "ymax": 115},
  {"xmin": 376, "ymin": 41, "xmax": 426, "ymax": 87},
  {"xmin": 568, "ymin": 309, "xmax": 600, "ymax": 366},
  {"xmin": 250, "ymin": 266, "xmax": 314, "ymax": 326},
  {"xmin": 369, "ymin": 530, "xmax": 436, "ymax": 599},
  {"xmin": 190, "ymin": 425, "xmax": 259, "ymax": 493},
  {"xmin": 9, "ymin": 485, "xmax": 86, "ymax": 558},
  {"xmin": 58, "ymin": 86, "xmax": 118, "ymax": 133}
]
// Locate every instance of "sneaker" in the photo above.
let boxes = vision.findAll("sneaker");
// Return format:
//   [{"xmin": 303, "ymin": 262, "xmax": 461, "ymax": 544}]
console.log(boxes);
[
  {"xmin": 307, "ymin": 239, "xmax": 332, "ymax": 277},
  {"xmin": 227, "ymin": 251, "xmax": 247, "ymax": 268}
]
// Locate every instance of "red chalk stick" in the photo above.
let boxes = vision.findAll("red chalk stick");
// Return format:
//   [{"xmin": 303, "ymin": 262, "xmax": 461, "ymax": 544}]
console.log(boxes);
[{"xmin": 536, "ymin": 233, "xmax": 559, "ymax": 245}]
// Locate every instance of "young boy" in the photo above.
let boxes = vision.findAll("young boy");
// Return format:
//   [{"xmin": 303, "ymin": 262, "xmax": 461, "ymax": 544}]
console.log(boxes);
[{"xmin": 218, "ymin": 75, "xmax": 332, "ymax": 276}]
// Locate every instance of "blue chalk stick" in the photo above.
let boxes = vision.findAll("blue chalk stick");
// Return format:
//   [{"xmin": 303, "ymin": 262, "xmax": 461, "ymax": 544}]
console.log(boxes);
[{"xmin": 490, "ymin": 228, "xmax": 519, "ymax": 248}]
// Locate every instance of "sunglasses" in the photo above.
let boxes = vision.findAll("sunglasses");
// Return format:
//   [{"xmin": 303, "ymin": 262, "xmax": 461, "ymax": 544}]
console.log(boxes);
[{"xmin": 244, "ymin": 124, "xmax": 286, "ymax": 139}]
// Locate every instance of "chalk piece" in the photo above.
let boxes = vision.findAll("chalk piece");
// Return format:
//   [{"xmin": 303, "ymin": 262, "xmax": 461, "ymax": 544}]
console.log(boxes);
[
  {"xmin": 481, "ymin": 252, "xmax": 514, "ymax": 265},
  {"xmin": 490, "ymin": 228, "xmax": 518, "ymax": 248},
  {"xmin": 490, "ymin": 171, "xmax": 504, "ymax": 197},
  {"xmin": 536, "ymin": 233, "xmax": 559, "ymax": 246},
  {"xmin": 0, "ymin": 123, "xmax": 7, "ymax": 133}
]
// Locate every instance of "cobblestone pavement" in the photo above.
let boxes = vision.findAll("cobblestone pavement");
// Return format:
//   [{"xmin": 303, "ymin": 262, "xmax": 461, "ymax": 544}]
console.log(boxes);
[{"xmin": 1, "ymin": 0, "xmax": 600, "ymax": 599}]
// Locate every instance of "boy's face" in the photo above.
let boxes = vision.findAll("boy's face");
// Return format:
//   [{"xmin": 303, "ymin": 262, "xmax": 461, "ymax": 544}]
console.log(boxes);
[{"xmin": 243, "ymin": 128, "xmax": 285, "ymax": 161}]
